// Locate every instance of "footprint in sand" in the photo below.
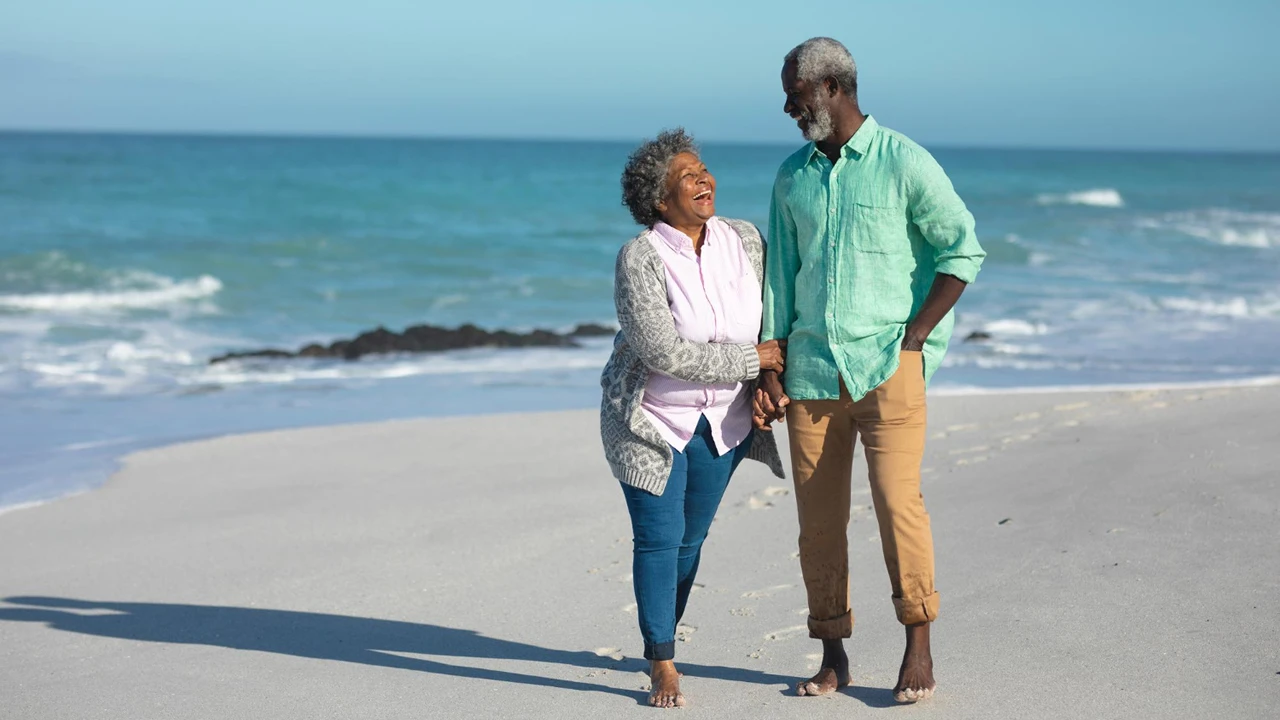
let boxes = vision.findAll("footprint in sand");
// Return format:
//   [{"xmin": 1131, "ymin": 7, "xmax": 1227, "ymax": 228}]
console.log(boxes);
[
  {"xmin": 594, "ymin": 647, "xmax": 625, "ymax": 662},
  {"xmin": 730, "ymin": 607, "xmax": 756, "ymax": 617},
  {"xmin": 747, "ymin": 496, "xmax": 774, "ymax": 510},
  {"xmin": 946, "ymin": 423, "xmax": 980, "ymax": 433},
  {"xmin": 763, "ymin": 486, "xmax": 791, "ymax": 497},
  {"xmin": 622, "ymin": 603, "xmax": 637, "ymax": 614},
  {"xmin": 764, "ymin": 625, "xmax": 809, "ymax": 642},
  {"xmin": 955, "ymin": 456, "xmax": 988, "ymax": 465},
  {"xmin": 677, "ymin": 624, "xmax": 697, "ymax": 642},
  {"xmin": 1014, "ymin": 412, "xmax": 1041, "ymax": 422},
  {"xmin": 742, "ymin": 584, "xmax": 795, "ymax": 599}
]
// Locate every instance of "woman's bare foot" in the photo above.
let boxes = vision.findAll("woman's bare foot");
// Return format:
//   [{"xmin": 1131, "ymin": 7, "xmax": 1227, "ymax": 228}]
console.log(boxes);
[
  {"xmin": 648, "ymin": 660, "xmax": 685, "ymax": 708},
  {"xmin": 796, "ymin": 639, "xmax": 851, "ymax": 696},
  {"xmin": 893, "ymin": 622, "xmax": 936, "ymax": 703}
]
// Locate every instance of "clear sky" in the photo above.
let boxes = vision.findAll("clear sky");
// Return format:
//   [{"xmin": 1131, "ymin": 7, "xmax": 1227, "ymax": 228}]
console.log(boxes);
[{"xmin": 3, "ymin": 0, "xmax": 1278, "ymax": 151}]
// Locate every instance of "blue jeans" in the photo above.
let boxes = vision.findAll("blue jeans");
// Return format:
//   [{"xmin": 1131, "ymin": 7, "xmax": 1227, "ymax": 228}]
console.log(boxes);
[{"xmin": 620, "ymin": 416, "xmax": 753, "ymax": 661}]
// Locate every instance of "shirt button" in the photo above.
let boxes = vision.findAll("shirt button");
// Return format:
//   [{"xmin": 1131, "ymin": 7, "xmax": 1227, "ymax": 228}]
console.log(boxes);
[{"xmin": 829, "ymin": 208, "xmax": 836, "ymax": 215}]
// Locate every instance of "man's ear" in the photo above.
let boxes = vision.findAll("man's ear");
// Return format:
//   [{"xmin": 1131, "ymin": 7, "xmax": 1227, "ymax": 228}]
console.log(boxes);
[{"xmin": 824, "ymin": 76, "xmax": 840, "ymax": 97}]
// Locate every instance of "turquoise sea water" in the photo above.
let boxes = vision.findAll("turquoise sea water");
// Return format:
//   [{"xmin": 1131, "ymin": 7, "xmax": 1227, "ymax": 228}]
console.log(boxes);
[{"xmin": 2, "ymin": 132, "xmax": 1279, "ymax": 508}]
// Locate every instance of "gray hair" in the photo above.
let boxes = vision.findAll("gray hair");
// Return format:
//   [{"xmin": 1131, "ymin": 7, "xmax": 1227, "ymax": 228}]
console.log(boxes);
[
  {"xmin": 785, "ymin": 37, "xmax": 857, "ymax": 97},
  {"xmin": 620, "ymin": 128, "xmax": 698, "ymax": 227}
]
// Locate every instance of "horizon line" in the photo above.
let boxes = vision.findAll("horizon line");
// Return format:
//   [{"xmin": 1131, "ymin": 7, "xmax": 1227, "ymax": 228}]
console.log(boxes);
[{"xmin": 1, "ymin": 126, "xmax": 1278, "ymax": 157}]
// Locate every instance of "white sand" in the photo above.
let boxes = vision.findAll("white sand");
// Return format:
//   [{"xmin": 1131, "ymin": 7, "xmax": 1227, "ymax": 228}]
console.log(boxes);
[{"xmin": 2, "ymin": 385, "xmax": 1278, "ymax": 718}]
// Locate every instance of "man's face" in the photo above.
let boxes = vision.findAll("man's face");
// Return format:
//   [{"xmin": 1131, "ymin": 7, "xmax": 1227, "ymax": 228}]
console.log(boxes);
[{"xmin": 782, "ymin": 61, "xmax": 835, "ymax": 142}]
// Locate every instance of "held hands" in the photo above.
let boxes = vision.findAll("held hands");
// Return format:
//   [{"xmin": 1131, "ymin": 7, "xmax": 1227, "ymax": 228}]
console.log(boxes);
[
  {"xmin": 752, "ymin": 370, "xmax": 790, "ymax": 432},
  {"xmin": 755, "ymin": 339, "xmax": 786, "ymax": 373}
]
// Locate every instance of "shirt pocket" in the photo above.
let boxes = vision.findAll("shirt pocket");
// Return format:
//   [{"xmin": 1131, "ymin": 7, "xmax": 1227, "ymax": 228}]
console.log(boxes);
[{"xmin": 849, "ymin": 201, "xmax": 912, "ymax": 256}]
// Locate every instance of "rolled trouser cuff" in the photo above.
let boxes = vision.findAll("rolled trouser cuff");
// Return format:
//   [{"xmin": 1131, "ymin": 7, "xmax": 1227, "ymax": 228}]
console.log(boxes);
[
  {"xmin": 893, "ymin": 591, "xmax": 940, "ymax": 625},
  {"xmin": 807, "ymin": 610, "xmax": 853, "ymax": 639},
  {"xmin": 644, "ymin": 640, "xmax": 676, "ymax": 661}
]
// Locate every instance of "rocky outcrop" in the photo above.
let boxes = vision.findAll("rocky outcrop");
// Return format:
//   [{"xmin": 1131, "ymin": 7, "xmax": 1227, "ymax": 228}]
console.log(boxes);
[{"xmin": 210, "ymin": 322, "xmax": 616, "ymax": 364}]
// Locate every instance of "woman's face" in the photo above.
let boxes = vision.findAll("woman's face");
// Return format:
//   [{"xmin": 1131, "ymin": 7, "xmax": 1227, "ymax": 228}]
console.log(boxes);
[{"xmin": 657, "ymin": 152, "xmax": 715, "ymax": 228}]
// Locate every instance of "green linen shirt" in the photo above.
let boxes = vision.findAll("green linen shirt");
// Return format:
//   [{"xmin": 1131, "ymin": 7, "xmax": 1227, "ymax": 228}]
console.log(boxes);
[{"xmin": 762, "ymin": 116, "xmax": 986, "ymax": 401}]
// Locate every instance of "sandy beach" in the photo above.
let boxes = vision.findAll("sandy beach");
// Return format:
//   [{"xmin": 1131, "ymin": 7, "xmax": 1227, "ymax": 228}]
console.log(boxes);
[{"xmin": 2, "ymin": 384, "xmax": 1278, "ymax": 719}]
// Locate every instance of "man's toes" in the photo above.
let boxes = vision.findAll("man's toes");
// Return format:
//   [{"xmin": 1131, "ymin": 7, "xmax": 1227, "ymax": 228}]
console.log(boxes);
[{"xmin": 673, "ymin": 693, "xmax": 687, "ymax": 708}]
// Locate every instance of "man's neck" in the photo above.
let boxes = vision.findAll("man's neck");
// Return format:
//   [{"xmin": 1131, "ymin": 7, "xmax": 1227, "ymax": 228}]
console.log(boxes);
[{"xmin": 815, "ymin": 106, "xmax": 867, "ymax": 163}]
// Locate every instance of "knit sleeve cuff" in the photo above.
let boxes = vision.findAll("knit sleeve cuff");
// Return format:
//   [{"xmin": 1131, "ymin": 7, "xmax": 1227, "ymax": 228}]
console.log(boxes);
[{"xmin": 739, "ymin": 343, "xmax": 761, "ymax": 381}]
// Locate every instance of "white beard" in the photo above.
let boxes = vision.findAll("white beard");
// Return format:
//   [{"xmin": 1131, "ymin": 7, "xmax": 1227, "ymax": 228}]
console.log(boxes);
[{"xmin": 802, "ymin": 104, "xmax": 835, "ymax": 142}]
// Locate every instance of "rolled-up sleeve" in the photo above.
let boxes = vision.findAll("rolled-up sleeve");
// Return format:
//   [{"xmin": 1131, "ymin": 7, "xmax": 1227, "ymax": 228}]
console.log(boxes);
[{"xmin": 907, "ymin": 150, "xmax": 985, "ymax": 284}]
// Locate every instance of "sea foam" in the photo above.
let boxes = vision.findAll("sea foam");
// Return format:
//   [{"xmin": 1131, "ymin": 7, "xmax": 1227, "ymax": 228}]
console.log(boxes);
[
  {"xmin": 1036, "ymin": 188, "xmax": 1125, "ymax": 207},
  {"xmin": 0, "ymin": 274, "xmax": 222, "ymax": 312},
  {"xmin": 1138, "ymin": 209, "xmax": 1280, "ymax": 249}
]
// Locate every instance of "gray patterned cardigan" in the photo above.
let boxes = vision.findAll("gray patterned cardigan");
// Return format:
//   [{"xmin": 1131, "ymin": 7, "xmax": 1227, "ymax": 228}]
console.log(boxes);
[{"xmin": 599, "ymin": 217, "xmax": 786, "ymax": 495}]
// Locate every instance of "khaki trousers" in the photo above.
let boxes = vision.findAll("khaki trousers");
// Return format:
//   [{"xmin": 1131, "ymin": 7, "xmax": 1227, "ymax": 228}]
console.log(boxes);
[{"xmin": 786, "ymin": 350, "xmax": 939, "ymax": 638}]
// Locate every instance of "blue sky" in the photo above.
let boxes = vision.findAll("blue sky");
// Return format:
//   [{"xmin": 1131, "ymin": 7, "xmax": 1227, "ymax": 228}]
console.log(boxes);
[{"xmin": 2, "ymin": 0, "xmax": 1277, "ymax": 150}]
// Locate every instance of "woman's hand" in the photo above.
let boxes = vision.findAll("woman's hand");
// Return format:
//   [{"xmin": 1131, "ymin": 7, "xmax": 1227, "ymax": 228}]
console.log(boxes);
[
  {"xmin": 752, "ymin": 392, "xmax": 773, "ymax": 431},
  {"xmin": 755, "ymin": 339, "xmax": 786, "ymax": 373}
]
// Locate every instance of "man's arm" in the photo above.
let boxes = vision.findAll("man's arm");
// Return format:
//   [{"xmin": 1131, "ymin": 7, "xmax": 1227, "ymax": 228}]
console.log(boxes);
[{"xmin": 903, "ymin": 149, "xmax": 986, "ymax": 350}]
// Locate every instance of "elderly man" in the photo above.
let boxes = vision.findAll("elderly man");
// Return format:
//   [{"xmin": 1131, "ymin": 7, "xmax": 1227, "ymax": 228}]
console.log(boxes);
[{"xmin": 755, "ymin": 37, "xmax": 986, "ymax": 703}]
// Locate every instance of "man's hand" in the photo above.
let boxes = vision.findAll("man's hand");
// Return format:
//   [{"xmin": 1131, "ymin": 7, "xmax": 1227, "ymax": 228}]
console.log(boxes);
[
  {"xmin": 756, "ymin": 369, "xmax": 790, "ymax": 424},
  {"xmin": 900, "ymin": 333, "xmax": 927, "ymax": 352}
]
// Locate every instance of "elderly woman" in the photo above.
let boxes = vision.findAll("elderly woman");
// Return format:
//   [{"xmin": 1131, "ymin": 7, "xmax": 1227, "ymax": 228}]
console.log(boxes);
[{"xmin": 600, "ymin": 128, "xmax": 786, "ymax": 708}]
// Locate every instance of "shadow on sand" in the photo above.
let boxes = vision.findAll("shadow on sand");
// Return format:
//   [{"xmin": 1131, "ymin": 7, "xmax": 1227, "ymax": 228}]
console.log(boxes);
[{"xmin": 0, "ymin": 596, "xmax": 816, "ymax": 704}]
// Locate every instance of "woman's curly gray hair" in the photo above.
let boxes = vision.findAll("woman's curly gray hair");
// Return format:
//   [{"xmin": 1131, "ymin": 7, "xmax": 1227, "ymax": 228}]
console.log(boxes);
[{"xmin": 620, "ymin": 128, "xmax": 698, "ymax": 227}]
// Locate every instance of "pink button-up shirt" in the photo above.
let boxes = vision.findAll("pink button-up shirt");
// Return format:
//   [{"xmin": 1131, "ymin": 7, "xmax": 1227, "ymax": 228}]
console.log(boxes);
[{"xmin": 640, "ymin": 217, "xmax": 763, "ymax": 455}]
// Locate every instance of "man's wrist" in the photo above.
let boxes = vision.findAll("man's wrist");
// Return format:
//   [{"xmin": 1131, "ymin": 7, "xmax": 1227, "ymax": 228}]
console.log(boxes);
[{"xmin": 902, "ymin": 327, "xmax": 930, "ymax": 350}]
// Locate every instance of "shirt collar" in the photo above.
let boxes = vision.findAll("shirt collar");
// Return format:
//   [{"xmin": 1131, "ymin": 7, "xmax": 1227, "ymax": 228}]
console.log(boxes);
[
  {"xmin": 651, "ymin": 218, "xmax": 718, "ymax": 255},
  {"xmin": 806, "ymin": 114, "xmax": 879, "ymax": 163}
]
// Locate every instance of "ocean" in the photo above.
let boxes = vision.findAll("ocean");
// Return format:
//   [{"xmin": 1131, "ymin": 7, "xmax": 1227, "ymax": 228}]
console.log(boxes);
[{"xmin": 2, "ymin": 132, "xmax": 1278, "ymax": 509}]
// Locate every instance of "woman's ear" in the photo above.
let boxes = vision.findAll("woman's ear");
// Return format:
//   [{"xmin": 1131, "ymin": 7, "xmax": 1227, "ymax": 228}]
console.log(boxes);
[{"xmin": 655, "ymin": 199, "xmax": 668, "ymax": 214}]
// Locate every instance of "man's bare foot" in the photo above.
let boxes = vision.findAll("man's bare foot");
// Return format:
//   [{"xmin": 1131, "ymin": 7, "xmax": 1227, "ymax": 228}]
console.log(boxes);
[
  {"xmin": 893, "ymin": 622, "xmax": 936, "ymax": 703},
  {"xmin": 648, "ymin": 660, "xmax": 685, "ymax": 708},
  {"xmin": 796, "ymin": 639, "xmax": 851, "ymax": 696}
]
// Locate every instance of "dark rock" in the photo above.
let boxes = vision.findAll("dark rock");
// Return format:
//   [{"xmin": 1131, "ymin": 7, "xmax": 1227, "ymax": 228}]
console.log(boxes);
[
  {"xmin": 209, "ymin": 321, "xmax": 613, "ymax": 364},
  {"xmin": 570, "ymin": 323, "xmax": 616, "ymax": 337},
  {"xmin": 208, "ymin": 349, "xmax": 295, "ymax": 364},
  {"xmin": 964, "ymin": 330, "xmax": 993, "ymax": 343}
]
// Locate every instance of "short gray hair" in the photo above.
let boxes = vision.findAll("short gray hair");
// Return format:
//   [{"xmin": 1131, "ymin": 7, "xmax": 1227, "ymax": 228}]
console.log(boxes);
[
  {"xmin": 785, "ymin": 37, "xmax": 857, "ymax": 97},
  {"xmin": 620, "ymin": 128, "xmax": 698, "ymax": 227}
]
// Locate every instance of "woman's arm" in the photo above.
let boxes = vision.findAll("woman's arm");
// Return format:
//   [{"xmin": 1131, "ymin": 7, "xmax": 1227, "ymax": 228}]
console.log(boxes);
[{"xmin": 615, "ymin": 239, "xmax": 773, "ymax": 384}]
